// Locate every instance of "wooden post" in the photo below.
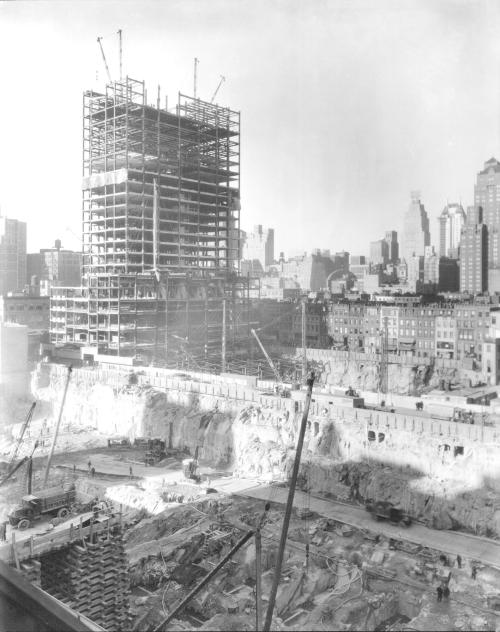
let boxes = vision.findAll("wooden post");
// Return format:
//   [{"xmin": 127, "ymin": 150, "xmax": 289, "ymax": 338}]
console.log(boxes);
[{"xmin": 11, "ymin": 532, "xmax": 19, "ymax": 570}]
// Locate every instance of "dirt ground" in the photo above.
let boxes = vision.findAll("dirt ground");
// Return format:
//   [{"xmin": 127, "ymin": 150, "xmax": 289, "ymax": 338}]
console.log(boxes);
[{"xmin": 2, "ymin": 444, "xmax": 500, "ymax": 631}]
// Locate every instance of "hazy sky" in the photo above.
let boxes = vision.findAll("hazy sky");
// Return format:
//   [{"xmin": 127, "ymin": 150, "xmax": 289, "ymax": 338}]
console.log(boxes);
[{"xmin": 1, "ymin": 0, "xmax": 500, "ymax": 258}]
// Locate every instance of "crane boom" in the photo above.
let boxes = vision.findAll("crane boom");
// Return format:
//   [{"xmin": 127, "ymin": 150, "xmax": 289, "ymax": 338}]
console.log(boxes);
[
  {"xmin": 153, "ymin": 529, "xmax": 254, "ymax": 631},
  {"xmin": 263, "ymin": 372, "xmax": 315, "ymax": 631},
  {"xmin": 251, "ymin": 328, "xmax": 281, "ymax": 384},
  {"xmin": 43, "ymin": 365, "xmax": 72, "ymax": 486},
  {"xmin": 8, "ymin": 402, "xmax": 36, "ymax": 471},
  {"xmin": 117, "ymin": 29, "xmax": 123, "ymax": 80},
  {"xmin": 210, "ymin": 75, "xmax": 225, "ymax": 103},
  {"xmin": 194, "ymin": 57, "xmax": 199, "ymax": 98},
  {"xmin": 97, "ymin": 37, "xmax": 113, "ymax": 84}
]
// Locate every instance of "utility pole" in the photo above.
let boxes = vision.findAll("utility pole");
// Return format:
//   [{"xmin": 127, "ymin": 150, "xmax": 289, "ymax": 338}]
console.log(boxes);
[
  {"xmin": 301, "ymin": 300, "xmax": 307, "ymax": 383},
  {"xmin": 380, "ymin": 316, "xmax": 389, "ymax": 395},
  {"xmin": 194, "ymin": 57, "xmax": 199, "ymax": 98},
  {"xmin": 263, "ymin": 372, "xmax": 315, "ymax": 631},
  {"xmin": 222, "ymin": 298, "xmax": 226, "ymax": 373},
  {"xmin": 43, "ymin": 366, "xmax": 72, "ymax": 486}
]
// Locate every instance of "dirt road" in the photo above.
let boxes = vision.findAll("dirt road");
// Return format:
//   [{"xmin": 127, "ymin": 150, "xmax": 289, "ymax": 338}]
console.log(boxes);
[{"xmin": 235, "ymin": 484, "xmax": 500, "ymax": 570}]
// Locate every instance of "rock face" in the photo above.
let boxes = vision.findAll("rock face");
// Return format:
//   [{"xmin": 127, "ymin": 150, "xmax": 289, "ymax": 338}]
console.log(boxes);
[
  {"xmin": 303, "ymin": 350, "xmax": 485, "ymax": 396},
  {"xmin": 33, "ymin": 363, "xmax": 500, "ymax": 537}
]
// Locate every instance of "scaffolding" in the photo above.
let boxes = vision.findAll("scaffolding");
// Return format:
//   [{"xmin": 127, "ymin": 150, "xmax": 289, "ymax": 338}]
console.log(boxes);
[{"xmin": 51, "ymin": 77, "xmax": 251, "ymax": 364}]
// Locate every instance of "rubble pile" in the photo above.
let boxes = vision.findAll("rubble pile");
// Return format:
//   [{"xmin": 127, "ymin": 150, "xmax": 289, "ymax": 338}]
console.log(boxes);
[{"xmin": 120, "ymin": 496, "xmax": 500, "ymax": 631}]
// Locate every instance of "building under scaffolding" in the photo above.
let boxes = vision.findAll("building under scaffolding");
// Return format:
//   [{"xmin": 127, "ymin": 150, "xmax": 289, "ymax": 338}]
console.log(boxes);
[{"xmin": 50, "ymin": 77, "xmax": 254, "ymax": 365}]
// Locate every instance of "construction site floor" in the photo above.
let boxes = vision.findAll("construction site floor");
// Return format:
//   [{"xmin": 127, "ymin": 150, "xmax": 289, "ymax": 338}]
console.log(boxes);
[{"xmin": 237, "ymin": 485, "xmax": 500, "ymax": 570}]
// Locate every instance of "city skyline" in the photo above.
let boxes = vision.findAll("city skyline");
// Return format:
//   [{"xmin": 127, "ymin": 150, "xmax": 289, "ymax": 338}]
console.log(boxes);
[{"xmin": 2, "ymin": 1, "xmax": 500, "ymax": 258}]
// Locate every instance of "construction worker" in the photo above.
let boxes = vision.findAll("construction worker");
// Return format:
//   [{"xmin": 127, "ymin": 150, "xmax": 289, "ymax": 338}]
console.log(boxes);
[
  {"xmin": 443, "ymin": 585, "xmax": 450, "ymax": 600},
  {"xmin": 91, "ymin": 466, "xmax": 95, "ymax": 478},
  {"xmin": 471, "ymin": 563, "xmax": 477, "ymax": 580},
  {"xmin": 436, "ymin": 586, "xmax": 443, "ymax": 602},
  {"xmin": 456, "ymin": 554, "xmax": 462, "ymax": 569},
  {"xmin": 87, "ymin": 460, "xmax": 92, "ymax": 472},
  {"xmin": 129, "ymin": 466, "xmax": 133, "ymax": 479}
]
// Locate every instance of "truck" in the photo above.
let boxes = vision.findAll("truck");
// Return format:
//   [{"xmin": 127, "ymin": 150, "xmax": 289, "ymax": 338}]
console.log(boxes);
[
  {"xmin": 365, "ymin": 499, "xmax": 412, "ymax": 527},
  {"xmin": 8, "ymin": 485, "xmax": 77, "ymax": 530},
  {"xmin": 144, "ymin": 438, "xmax": 167, "ymax": 465}
]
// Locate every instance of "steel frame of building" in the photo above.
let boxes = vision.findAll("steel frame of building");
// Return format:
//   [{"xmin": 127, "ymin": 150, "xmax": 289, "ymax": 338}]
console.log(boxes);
[{"xmin": 51, "ymin": 77, "xmax": 252, "ymax": 362}]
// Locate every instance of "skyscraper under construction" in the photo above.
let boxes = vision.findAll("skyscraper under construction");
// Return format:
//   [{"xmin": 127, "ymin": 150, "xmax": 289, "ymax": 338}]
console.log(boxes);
[{"xmin": 50, "ymin": 77, "xmax": 251, "ymax": 365}]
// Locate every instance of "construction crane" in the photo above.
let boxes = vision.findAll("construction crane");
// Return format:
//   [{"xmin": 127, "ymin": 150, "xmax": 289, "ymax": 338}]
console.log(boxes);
[
  {"xmin": 4, "ymin": 402, "xmax": 36, "ymax": 477},
  {"xmin": 251, "ymin": 328, "xmax": 284, "ymax": 386},
  {"xmin": 194, "ymin": 57, "xmax": 199, "ymax": 98},
  {"xmin": 97, "ymin": 36, "xmax": 113, "ymax": 84},
  {"xmin": 153, "ymin": 502, "xmax": 271, "ymax": 632},
  {"xmin": 43, "ymin": 365, "xmax": 72, "ymax": 486},
  {"xmin": 0, "ymin": 441, "xmax": 39, "ymax": 489},
  {"xmin": 263, "ymin": 372, "xmax": 315, "ymax": 631},
  {"xmin": 250, "ymin": 301, "xmax": 303, "ymax": 386},
  {"xmin": 117, "ymin": 29, "xmax": 123, "ymax": 80},
  {"xmin": 210, "ymin": 75, "xmax": 225, "ymax": 103}
]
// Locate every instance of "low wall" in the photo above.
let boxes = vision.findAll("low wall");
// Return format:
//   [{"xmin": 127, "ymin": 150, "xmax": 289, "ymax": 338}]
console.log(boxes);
[{"xmin": 42, "ymin": 363, "xmax": 500, "ymax": 447}]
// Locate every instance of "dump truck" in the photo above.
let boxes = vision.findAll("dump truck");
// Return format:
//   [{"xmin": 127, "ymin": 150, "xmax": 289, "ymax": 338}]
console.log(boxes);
[
  {"xmin": 365, "ymin": 499, "xmax": 412, "ymax": 527},
  {"xmin": 8, "ymin": 485, "xmax": 77, "ymax": 530}
]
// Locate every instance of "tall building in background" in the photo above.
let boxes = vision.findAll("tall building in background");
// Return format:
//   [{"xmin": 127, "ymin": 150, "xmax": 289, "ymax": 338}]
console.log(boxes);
[
  {"xmin": 439, "ymin": 203, "xmax": 465, "ymax": 259},
  {"xmin": 460, "ymin": 206, "xmax": 488, "ymax": 294},
  {"xmin": 243, "ymin": 225, "xmax": 274, "ymax": 267},
  {"xmin": 369, "ymin": 239, "xmax": 389, "ymax": 266},
  {"xmin": 423, "ymin": 246, "xmax": 439, "ymax": 285},
  {"xmin": 400, "ymin": 191, "xmax": 430, "ymax": 261},
  {"xmin": 406, "ymin": 254, "xmax": 424, "ymax": 291},
  {"xmin": 27, "ymin": 240, "xmax": 81, "ymax": 295},
  {"xmin": 51, "ymin": 78, "xmax": 249, "ymax": 361},
  {"xmin": 384, "ymin": 231, "xmax": 399, "ymax": 263},
  {"xmin": 0, "ymin": 215, "xmax": 26, "ymax": 296},
  {"xmin": 475, "ymin": 157, "xmax": 500, "ymax": 292}
]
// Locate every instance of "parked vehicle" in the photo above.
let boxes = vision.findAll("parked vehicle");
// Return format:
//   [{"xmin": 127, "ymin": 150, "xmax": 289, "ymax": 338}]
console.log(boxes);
[
  {"xmin": 365, "ymin": 499, "xmax": 412, "ymax": 527},
  {"xmin": 145, "ymin": 438, "xmax": 167, "ymax": 465},
  {"xmin": 8, "ymin": 485, "xmax": 77, "ymax": 530},
  {"xmin": 107, "ymin": 437, "xmax": 131, "ymax": 447}
]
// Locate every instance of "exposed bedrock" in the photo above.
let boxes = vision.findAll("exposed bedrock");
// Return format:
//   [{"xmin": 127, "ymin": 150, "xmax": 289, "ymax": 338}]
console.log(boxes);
[{"xmin": 33, "ymin": 364, "xmax": 500, "ymax": 537}]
